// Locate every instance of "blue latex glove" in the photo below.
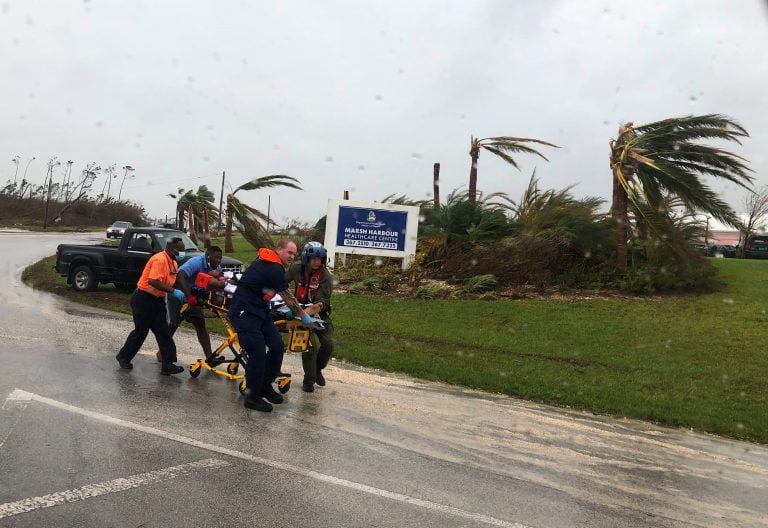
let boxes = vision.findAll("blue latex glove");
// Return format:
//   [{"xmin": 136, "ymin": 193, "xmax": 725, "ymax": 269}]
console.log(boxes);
[
  {"xmin": 171, "ymin": 289, "xmax": 186, "ymax": 303},
  {"xmin": 300, "ymin": 313, "xmax": 313, "ymax": 326}
]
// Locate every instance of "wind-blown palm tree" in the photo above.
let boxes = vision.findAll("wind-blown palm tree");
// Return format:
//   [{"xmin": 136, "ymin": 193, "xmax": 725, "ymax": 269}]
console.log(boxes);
[
  {"xmin": 467, "ymin": 135, "xmax": 558, "ymax": 203},
  {"xmin": 609, "ymin": 114, "xmax": 753, "ymax": 268},
  {"xmin": 224, "ymin": 175, "xmax": 302, "ymax": 252}
]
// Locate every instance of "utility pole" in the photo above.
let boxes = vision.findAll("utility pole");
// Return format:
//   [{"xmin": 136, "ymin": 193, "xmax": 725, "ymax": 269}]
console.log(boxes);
[
  {"xmin": 217, "ymin": 171, "xmax": 225, "ymax": 227},
  {"xmin": 433, "ymin": 163, "xmax": 440, "ymax": 209}
]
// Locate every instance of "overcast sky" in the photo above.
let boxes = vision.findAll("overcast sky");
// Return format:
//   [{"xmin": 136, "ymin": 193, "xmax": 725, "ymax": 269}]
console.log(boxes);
[{"xmin": 2, "ymin": 0, "xmax": 767, "ymax": 226}]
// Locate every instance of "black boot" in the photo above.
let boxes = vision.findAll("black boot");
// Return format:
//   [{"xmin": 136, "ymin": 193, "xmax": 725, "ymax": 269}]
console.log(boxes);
[
  {"xmin": 261, "ymin": 383, "xmax": 284, "ymax": 404},
  {"xmin": 302, "ymin": 380, "xmax": 315, "ymax": 392},
  {"xmin": 160, "ymin": 363, "xmax": 184, "ymax": 375},
  {"xmin": 316, "ymin": 370, "xmax": 326, "ymax": 386},
  {"xmin": 244, "ymin": 397, "xmax": 273, "ymax": 412}
]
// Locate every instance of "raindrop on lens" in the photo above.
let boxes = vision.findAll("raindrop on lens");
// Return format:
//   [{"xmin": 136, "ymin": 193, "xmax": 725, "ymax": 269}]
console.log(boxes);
[
  {"xmin": 375, "ymin": 94, "xmax": 383, "ymax": 101},
  {"xmin": 374, "ymin": 258, "xmax": 383, "ymax": 266},
  {"xmin": 411, "ymin": 153, "xmax": 422, "ymax": 159},
  {"xmin": 419, "ymin": 214, "xmax": 426, "ymax": 223},
  {"xmin": 357, "ymin": 164, "xmax": 365, "ymax": 172},
  {"xmin": 325, "ymin": 156, "xmax": 333, "ymax": 163},
  {"xmin": 289, "ymin": 228, "xmax": 298, "ymax": 235}
]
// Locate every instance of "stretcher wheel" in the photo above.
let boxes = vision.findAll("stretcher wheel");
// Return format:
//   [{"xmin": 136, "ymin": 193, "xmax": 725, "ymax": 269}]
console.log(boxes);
[
  {"xmin": 276, "ymin": 373, "xmax": 291, "ymax": 394},
  {"xmin": 227, "ymin": 363, "xmax": 239, "ymax": 375},
  {"xmin": 189, "ymin": 363, "xmax": 202, "ymax": 378},
  {"xmin": 238, "ymin": 380, "xmax": 247, "ymax": 394}
]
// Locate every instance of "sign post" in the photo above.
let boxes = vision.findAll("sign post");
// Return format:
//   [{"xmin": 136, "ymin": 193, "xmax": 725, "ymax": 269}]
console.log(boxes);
[{"xmin": 323, "ymin": 199, "xmax": 420, "ymax": 270}]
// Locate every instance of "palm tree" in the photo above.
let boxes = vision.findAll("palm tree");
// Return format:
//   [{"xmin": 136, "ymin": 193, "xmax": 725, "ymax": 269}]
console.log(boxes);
[
  {"xmin": 467, "ymin": 135, "xmax": 558, "ymax": 203},
  {"xmin": 609, "ymin": 114, "xmax": 753, "ymax": 268},
  {"xmin": 224, "ymin": 175, "xmax": 302, "ymax": 252},
  {"xmin": 168, "ymin": 187, "xmax": 198, "ymax": 232}
]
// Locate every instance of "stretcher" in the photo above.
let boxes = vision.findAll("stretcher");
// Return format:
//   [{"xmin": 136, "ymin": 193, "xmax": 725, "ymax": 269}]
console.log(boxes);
[{"xmin": 186, "ymin": 289, "xmax": 324, "ymax": 396}]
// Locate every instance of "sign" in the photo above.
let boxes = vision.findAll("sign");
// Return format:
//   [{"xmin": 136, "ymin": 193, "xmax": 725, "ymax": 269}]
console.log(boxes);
[
  {"xmin": 336, "ymin": 206, "xmax": 407, "ymax": 251},
  {"xmin": 324, "ymin": 199, "xmax": 420, "ymax": 270}
]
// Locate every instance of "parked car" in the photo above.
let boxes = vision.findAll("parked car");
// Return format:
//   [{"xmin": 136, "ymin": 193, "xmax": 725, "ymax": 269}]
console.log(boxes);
[
  {"xmin": 687, "ymin": 240, "xmax": 709, "ymax": 256},
  {"xmin": 739, "ymin": 235, "xmax": 768, "ymax": 259},
  {"xmin": 709, "ymin": 244, "xmax": 738, "ymax": 258},
  {"xmin": 55, "ymin": 227, "xmax": 243, "ymax": 291},
  {"xmin": 106, "ymin": 221, "xmax": 133, "ymax": 238}
]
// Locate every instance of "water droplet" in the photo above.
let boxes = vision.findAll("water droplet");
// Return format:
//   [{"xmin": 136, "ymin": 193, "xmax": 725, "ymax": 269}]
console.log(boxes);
[
  {"xmin": 202, "ymin": 155, "xmax": 210, "ymax": 162},
  {"xmin": 418, "ymin": 214, "xmax": 426, "ymax": 222},
  {"xmin": 470, "ymin": 258, "xmax": 478, "ymax": 266},
  {"xmin": 325, "ymin": 156, "xmax": 334, "ymax": 163},
  {"xmin": 374, "ymin": 94, "xmax": 383, "ymax": 101},
  {"xmin": 357, "ymin": 164, "xmax": 365, "ymax": 172},
  {"xmin": 95, "ymin": 120, "xmax": 103, "ymax": 127},
  {"xmin": 1, "ymin": 3, "xmax": 8, "ymax": 14},
  {"xmin": 289, "ymin": 228, "xmax": 298, "ymax": 235},
  {"xmin": 207, "ymin": 124, "xmax": 214, "ymax": 130},
  {"xmin": 689, "ymin": 95, "xmax": 697, "ymax": 103},
  {"xmin": 273, "ymin": 144, "xmax": 280, "ymax": 150},
  {"xmin": 171, "ymin": 57, "xmax": 179, "ymax": 66},
  {"xmin": 722, "ymin": 298, "xmax": 734, "ymax": 305},
  {"xmin": 187, "ymin": 75, "xmax": 195, "ymax": 83},
  {"xmin": 459, "ymin": 114, "xmax": 466, "ymax": 120},
  {"xmin": 736, "ymin": 422, "xmax": 744, "ymax": 430},
  {"xmin": 411, "ymin": 153, "xmax": 422, "ymax": 159},
  {"xmin": 25, "ymin": 16, "xmax": 32, "ymax": 25},
  {"xmin": 584, "ymin": 251, "xmax": 592, "ymax": 258},
  {"xmin": 673, "ymin": 144, "xmax": 681, "ymax": 151},
  {"xmin": 722, "ymin": 374, "xmax": 729, "ymax": 382},
  {"xmin": 374, "ymin": 258, "xmax": 383, "ymax": 266}
]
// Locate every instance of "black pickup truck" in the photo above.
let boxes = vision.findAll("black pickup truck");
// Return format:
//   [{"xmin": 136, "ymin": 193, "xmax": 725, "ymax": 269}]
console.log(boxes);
[{"xmin": 54, "ymin": 227, "xmax": 243, "ymax": 292}]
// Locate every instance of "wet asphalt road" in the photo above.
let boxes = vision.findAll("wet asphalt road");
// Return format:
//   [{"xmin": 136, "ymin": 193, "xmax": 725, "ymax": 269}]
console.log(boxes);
[{"xmin": 1, "ymin": 230, "xmax": 767, "ymax": 528}]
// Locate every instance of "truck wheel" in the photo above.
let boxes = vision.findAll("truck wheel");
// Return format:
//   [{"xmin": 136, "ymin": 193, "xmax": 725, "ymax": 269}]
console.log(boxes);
[{"xmin": 71, "ymin": 265, "xmax": 97, "ymax": 292}]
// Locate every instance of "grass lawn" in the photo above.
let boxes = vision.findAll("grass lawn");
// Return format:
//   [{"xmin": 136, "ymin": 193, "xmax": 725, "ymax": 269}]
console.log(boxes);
[{"xmin": 23, "ymin": 237, "xmax": 768, "ymax": 444}]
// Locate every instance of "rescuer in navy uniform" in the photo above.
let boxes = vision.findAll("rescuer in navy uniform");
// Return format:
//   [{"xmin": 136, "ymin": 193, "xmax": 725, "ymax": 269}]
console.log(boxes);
[{"xmin": 228, "ymin": 239, "xmax": 314, "ymax": 412}]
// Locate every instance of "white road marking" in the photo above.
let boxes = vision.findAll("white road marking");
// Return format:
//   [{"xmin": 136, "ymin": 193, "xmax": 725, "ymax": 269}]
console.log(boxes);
[
  {"xmin": 0, "ymin": 458, "xmax": 230, "ymax": 519},
  {"xmin": 10, "ymin": 389, "xmax": 530, "ymax": 528}
]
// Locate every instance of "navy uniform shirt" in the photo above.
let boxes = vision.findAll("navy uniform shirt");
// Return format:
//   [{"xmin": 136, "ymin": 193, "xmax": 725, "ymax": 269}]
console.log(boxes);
[{"xmin": 229, "ymin": 250, "xmax": 288, "ymax": 318}]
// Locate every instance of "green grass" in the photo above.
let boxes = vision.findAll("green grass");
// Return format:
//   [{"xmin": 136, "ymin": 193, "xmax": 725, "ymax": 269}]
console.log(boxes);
[{"xmin": 25, "ymin": 241, "xmax": 768, "ymax": 444}]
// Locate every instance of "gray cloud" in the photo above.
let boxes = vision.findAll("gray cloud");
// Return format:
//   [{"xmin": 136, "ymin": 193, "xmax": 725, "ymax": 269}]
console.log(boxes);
[{"xmin": 2, "ymin": 0, "xmax": 767, "ymax": 224}]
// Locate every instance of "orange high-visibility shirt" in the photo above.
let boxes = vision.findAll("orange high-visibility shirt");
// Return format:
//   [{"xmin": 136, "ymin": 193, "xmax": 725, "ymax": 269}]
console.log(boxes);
[{"xmin": 137, "ymin": 251, "xmax": 178, "ymax": 297}]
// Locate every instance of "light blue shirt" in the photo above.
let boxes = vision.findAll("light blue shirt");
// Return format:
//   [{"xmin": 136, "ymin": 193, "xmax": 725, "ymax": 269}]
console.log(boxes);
[{"xmin": 179, "ymin": 254, "xmax": 221, "ymax": 293}]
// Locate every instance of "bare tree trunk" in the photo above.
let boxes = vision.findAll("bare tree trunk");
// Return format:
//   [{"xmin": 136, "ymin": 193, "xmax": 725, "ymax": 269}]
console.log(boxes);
[
  {"xmin": 203, "ymin": 208, "xmax": 211, "ymax": 248},
  {"xmin": 188, "ymin": 204, "xmax": 198, "ymax": 244},
  {"xmin": 468, "ymin": 138, "xmax": 479, "ymax": 203},
  {"xmin": 224, "ymin": 196, "xmax": 234, "ymax": 253},
  {"xmin": 611, "ymin": 169, "xmax": 629, "ymax": 268},
  {"xmin": 433, "ymin": 162, "xmax": 440, "ymax": 209},
  {"xmin": 43, "ymin": 172, "xmax": 54, "ymax": 230}
]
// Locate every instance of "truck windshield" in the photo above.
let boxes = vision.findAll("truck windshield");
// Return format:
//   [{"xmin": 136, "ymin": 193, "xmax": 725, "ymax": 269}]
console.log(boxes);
[{"xmin": 154, "ymin": 231, "xmax": 199, "ymax": 252}]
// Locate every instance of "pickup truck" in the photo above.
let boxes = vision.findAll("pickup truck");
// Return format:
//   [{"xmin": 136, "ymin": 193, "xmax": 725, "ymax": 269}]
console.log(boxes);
[{"xmin": 54, "ymin": 227, "xmax": 244, "ymax": 292}]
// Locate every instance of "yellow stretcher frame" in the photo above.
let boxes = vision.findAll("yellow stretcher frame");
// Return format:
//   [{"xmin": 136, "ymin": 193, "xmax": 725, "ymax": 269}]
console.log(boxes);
[{"xmin": 185, "ymin": 292, "xmax": 313, "ymax": 395}]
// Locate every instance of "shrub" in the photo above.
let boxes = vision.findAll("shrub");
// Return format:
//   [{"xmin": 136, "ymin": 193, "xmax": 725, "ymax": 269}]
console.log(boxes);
[
  {"xmin": 414, "ymin": 284, "xmax": 441, "ymax": 299},
  {"xmin": 463, "ymin": 274, "xmax": 498, "ymax": 294}
]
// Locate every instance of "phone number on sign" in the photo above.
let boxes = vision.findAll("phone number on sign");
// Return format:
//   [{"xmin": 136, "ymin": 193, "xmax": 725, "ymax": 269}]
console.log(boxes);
[{"xmin": 343, "ymin": 239, "xmax": 398, "ymax": 249}]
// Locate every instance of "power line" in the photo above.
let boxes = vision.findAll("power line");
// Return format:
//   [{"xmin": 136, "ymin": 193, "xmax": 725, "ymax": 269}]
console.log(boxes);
[{"xmin": 124, "ymin": 172, "xmax": 222, "ymax": 190}]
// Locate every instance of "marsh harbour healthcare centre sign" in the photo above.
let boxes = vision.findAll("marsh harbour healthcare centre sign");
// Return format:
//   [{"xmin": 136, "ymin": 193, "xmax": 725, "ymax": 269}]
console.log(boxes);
[{"xmin": 323, "ymin": 199, "xmax": 420, "ymax": 270}]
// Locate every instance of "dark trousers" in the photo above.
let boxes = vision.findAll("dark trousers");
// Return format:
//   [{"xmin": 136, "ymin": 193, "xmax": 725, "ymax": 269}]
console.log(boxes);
[
  {"xmin": 231, "ymin": 311, "xmax": 285, "ymax": 397},
  {"xmin": 118, "ymin": 290, "xmax": 177, "ymax": 364},
  {"xmin": 302, "ymin": 316, "xmax": 334, "ymax": 383}
]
